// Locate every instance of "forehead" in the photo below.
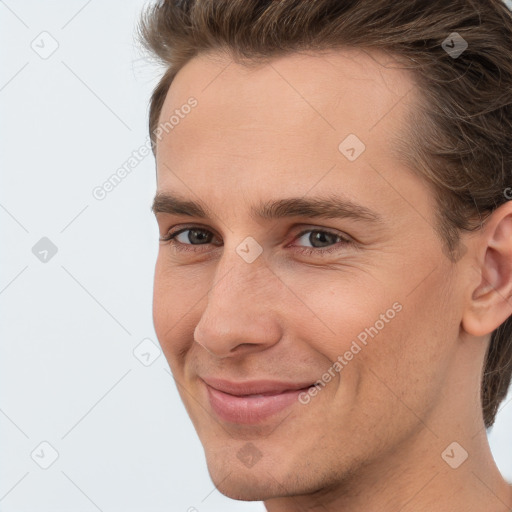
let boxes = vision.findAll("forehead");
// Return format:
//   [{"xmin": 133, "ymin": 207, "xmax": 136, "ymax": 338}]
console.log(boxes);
[
  {"xmin": 155, "ymin": 48, "xmax": 422, "ymax": 216},
  {"xmin": 158, "ymin": 47, "xmax": 415, "ymax": 133}
]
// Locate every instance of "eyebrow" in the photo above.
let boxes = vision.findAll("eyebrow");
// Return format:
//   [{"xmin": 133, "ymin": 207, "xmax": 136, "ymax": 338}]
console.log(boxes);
[{"xmin": 151, "ymin": 192, "xmax": 383, "ymax": 224}]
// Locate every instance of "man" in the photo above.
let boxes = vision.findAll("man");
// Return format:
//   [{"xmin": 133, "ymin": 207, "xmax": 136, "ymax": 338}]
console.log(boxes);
[{"xmin": 141, "ymin": 0, "xmax": 512, "ymax": 510}]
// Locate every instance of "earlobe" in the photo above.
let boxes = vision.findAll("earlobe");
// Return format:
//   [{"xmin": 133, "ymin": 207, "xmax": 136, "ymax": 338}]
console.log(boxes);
[{"xmin": 461, "ymin": 204, "xmax": 512, "ymax": 338}]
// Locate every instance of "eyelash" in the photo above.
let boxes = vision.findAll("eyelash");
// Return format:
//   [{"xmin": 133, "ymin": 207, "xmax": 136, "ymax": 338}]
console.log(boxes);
[{"xmin": 159, "ymin": 225, "xmax": 353, "ymax": 256}]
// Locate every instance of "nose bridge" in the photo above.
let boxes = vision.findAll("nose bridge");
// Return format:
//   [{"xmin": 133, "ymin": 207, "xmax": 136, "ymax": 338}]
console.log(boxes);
[{"xmin": 193, "ymin": 244, "xmax": 281, "ymax": 356}]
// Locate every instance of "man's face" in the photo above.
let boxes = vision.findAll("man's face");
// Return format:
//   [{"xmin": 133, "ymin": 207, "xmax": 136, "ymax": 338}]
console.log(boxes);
[{"xmin": 152, "ymin": 49, "xmax": 465, "ymax": 500}]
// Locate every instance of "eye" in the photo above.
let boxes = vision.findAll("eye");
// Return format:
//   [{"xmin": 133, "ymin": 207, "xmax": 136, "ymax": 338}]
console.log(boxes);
[
  {"xmin": 160, "ymin": 226, "xmax": 220, "ymax": 252},
  {"xmin": 171, "ymin": 228, "xmax": 213, "ymax": 244},
  {"xmin": 159, "ymin": 225, "xmax": 353, "ymax": 256},
  {"xmin": 290, "ymin": 228, "xmax": 352, "ymax": 256},
  {"xmin": 295, "ymin": 229, "xmax": 342, "ymax": 248}
]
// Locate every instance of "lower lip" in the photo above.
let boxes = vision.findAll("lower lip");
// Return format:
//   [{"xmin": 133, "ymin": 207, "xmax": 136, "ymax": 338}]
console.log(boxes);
[{"xmin": 205, "ymin": 384, "xmax": 310, "ymax": 424}]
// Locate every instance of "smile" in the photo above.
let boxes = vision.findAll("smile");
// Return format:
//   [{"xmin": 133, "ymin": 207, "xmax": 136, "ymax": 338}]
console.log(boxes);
[{"xmin": 202, "ymin": 378, "xmax": 315, "ymax": 424}]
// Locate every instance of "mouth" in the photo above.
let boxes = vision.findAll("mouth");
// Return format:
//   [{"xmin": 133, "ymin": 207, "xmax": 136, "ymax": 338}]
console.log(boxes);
[{"xmin": 201, "ymin": 378, "xmax": 315, "ymax": 424}]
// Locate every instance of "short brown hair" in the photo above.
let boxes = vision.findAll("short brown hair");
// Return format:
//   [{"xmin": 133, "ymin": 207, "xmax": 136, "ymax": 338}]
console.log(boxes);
[{"xmin": 139, "ymin": 0, "xmax": 512, "ymax": 429}]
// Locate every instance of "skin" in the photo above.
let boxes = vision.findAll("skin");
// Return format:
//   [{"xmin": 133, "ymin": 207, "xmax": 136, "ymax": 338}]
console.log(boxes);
[{"xmin": 152, "ymin": 48, "xmax": 512, "ymax": 511}]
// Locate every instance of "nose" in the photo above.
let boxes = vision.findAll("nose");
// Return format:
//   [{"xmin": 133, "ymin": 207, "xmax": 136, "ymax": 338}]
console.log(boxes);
[{"xmin": 193, "ymin": 246, "xmax": 282, "ymax": 358}]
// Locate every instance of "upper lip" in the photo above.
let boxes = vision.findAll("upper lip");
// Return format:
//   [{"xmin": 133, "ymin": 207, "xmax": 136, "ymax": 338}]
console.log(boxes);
[{"xmin": 201, "ymin": 377, "xmax": 314, "ymax": 396}]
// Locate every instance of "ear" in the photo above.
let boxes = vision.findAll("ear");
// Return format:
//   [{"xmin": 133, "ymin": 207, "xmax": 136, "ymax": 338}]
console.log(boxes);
[{"xmin": 461, "ymin": 201, "xmax": 512, "ymax": 337}]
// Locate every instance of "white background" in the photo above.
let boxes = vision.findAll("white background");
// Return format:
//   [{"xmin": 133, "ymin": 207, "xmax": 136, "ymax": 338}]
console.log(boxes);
[{"xmin": 0, "ymin": 1, "xmax": 510, "ymax": 511}]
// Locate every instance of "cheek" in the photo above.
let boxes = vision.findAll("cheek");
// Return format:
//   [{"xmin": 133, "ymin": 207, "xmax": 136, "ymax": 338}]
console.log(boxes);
[
  {"xmin": 288, "ymin": 269, "xmax": 401, "ymax": 359},
  {"xmin": 152, "ymin": 256, "xmax": 203, "ymax": 364},
  {"xmin": 152, "ymin": 257, "xmax": 173, "ymax": 338},
  {"xmin": 152, "ymin": 253, "xmax": 205, "ymax": 319},
  {"xmin": 351, "ymin": 275, "xmax": 458, "ymax": 421},
  {"xmin": 298, "ymin": 267, "xmax": 452, "ymax": 399}
]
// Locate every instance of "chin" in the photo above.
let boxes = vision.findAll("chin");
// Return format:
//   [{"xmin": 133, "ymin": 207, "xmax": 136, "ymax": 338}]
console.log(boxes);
[
  {"xmin": 203, "ymin": 437, "xmax": 369, "ymax": 505},
  {"xmin": 207, "ymin": 464, "xmax": 279, "ymax": 501},
  {"xmin": 204, "ymin": 451, "xmax": 331, "ymax": 503}
]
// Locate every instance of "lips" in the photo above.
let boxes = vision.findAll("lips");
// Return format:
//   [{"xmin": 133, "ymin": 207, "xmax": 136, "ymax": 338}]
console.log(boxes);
[{"xmin": 201, "ymin": 377, "xmax": 315, "ymax": 424}]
